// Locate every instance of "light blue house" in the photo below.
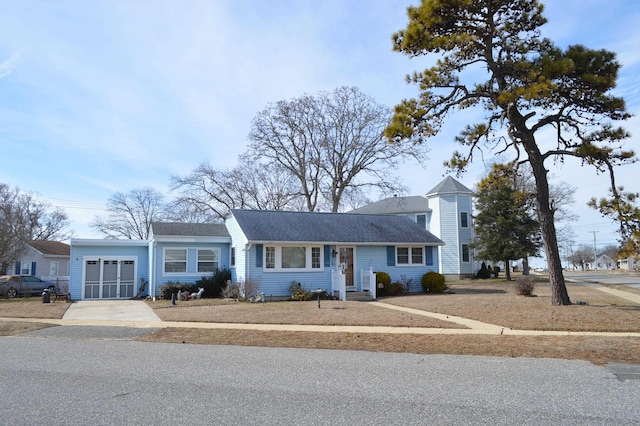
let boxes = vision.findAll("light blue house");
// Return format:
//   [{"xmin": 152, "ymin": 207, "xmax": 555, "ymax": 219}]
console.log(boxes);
[
  {"xmin": 69, "ymin": 210, "xmax": 443, "ymax": 300},
  {"xmin": 350, "ymin": 176, "xmax": 475, "ymax": 279},
  {"xmin": 226, "ymin": 209, "xmax": 443, "ymax": 298}
]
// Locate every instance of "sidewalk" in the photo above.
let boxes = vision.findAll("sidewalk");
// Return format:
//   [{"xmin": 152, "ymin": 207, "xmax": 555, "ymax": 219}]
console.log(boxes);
[{"xmin": 2, "ymin": 293, "xmax": 640, "ymax": 337}]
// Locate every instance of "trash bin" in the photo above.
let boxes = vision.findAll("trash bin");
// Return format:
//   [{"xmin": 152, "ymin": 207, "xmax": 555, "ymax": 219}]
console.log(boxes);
[{"xmin": 42, "ymin": 289, "xmax": 51, "ymax": 304}]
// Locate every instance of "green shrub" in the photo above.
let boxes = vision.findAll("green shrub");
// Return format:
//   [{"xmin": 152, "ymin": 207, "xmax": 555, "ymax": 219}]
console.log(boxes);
[
  {"xmin": 159, "ymin": 281, "xmax": 196, "ymax": 300},
  {"xmin": 375, "ymin": 271, "xmax": 392, "ymax": 296},
  {"xmin": 196, "ymin": 268, "xmax": 232, "ymax": 298},
  {"xmin": 421, "ymin": 271, "xmax": 447, "ymax": 293},
  {"xmin": 476, "ymin": 262, "xmax": 492, "ymax": 279}
]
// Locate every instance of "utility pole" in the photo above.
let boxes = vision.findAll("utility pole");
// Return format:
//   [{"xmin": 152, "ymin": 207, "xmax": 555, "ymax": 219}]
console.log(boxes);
[{"xmin": 590, "ymin": 231, "xmax": 599, "ymax": 271}]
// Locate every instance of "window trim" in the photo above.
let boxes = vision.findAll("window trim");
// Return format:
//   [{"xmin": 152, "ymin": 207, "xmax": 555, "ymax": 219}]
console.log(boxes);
[
  {"xmin": 396, "ymin": 246, "xmax": 425, "ymax": 266},
  {"xmin": 163, "ymin": 248, "xmax": 188, "ymax": 274},
  {"xmin": 460, "ymin": 211, "xmax": 469, "ymax": 228},
  {"xmin": 462, "ymin": 244, "xmax": 470, "ymax": 263},
  {"xmin": 197, "ymin": 248, "xmax": 220, "ymax": 273},
  {"xmin": 263, "ymin": 244, "xmax": 324, "ymax": 272}
]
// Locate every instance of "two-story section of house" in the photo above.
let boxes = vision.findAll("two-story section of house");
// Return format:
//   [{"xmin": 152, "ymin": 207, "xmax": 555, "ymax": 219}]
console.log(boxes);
[{"xmin": 350, "ymin": 176, "xmax": 474, "ymax": 279}]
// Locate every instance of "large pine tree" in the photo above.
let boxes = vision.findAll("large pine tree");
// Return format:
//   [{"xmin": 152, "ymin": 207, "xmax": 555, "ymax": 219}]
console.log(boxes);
[{"xmin": 385, "ymin": 0, "xmax": 634, "ymax": 305}]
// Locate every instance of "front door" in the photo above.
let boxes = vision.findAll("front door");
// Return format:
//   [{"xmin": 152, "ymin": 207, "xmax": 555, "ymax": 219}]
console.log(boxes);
[{"xmin": 338, "ymin": 247, "xmax": 355, "ymax": 290}]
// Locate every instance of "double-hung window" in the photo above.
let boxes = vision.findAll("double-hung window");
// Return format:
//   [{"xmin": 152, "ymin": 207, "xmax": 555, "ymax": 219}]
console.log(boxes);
[
  {"xmin": 165, "ymin": 249, "xmax": 187, "ymax": 273},
  {"xmin": 397, "ymin": 247, "xmax": 424, "ymax": 266},
  {"xmin": 197, "ymin": 249, "xmax": 219, "ymax": 273},
  {"xmin": 460, "ymin": 211, "xmax": 469, "ymax": 228},
  {"xmin": 462, "ymin": 244, "xmax": 470, "ymax": 263}
]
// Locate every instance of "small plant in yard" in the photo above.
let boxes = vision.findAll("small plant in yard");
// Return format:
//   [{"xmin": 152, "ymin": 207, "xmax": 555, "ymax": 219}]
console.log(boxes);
[
  {"xmin": 387, "ymin": 282, "xmax": 404, "ymax": 296},
  {"xmin": 421, "ymin": 271, "xmax": 447, "ymax": 293},
  {"xmin": 222, "ymin": 279, "xmax": 262, "ymax": 301},
  {"xmin": 515, "ymin": 275, "xmax": 536, "ymax": 296},
  {"xmin": 400, "ymin": 274, "xmax": 414, "ymax": 294},
  {"xmin": 289, "ymin": 281, "xmax": 312, "ymax": 301}
]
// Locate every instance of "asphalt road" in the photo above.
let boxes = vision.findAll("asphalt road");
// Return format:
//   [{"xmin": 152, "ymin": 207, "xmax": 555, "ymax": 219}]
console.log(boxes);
[
  {"xmin": 564, "ymin": 270, "xmax": 640, "ymax": 288},
  {"xmin": 1, "ymin": 334, "xmax": 639, "ymax": 425}
]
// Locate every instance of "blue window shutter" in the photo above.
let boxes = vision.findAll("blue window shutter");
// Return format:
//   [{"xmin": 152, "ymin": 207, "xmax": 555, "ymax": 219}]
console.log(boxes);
[
  {"xmin": 324, "ymin": 245, "xmax": 331, "ymax": 267},
  {"xmin": 255, "ymin": 244, "xmax": 263, "ymax": 267},
  {"xmin": 386, "ymin": 246, "xmax": 395, "ymax": 266},
  {"xmin": 31, "ymin": 262, "xmax": 36, "ymax": 275},
  {"xmin": 15, "ymin": 262, "xmax": 21, "ymax": 274},
  {"xmin": 425, "ymin": 247, "xmax": 433, "ymax": 266}
]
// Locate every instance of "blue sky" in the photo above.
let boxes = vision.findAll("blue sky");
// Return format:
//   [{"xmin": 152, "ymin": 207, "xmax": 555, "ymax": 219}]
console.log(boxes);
[{"xmin": 1, "ymin": 0, "xmax": 639, "ymax": 258}]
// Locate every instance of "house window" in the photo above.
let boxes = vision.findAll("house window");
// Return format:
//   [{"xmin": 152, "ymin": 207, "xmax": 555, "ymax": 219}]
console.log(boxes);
[
  {"xmin": 263, "ymin": 245, "xmax": 323, "ymax": 271},
  {"xmin": 417, "ymin": 214, "xmax": 426, "ymax": 228},
  {"xmin": 20, "ymin": 262, "xmax": 32, "ymax": 275},
  {"xmin": 397, "ymin": 247, "xmax": 424, "ymax": 265},
  {"xmin": 265, "ymin": 246, "xmax": 276, "ymax": 269},
  {"xmin": 164, "ymin": 249, "xmax": 187, "ymax": 273},
  {"xmin": 462, "ymin": 244, "xmax": 470, "ymax": 263},
  {"xmin": 197, "ymin": 249, "xmax": 219, "ymax": 273},
  {"xmin": 231, "ymin": 247, "xmax": 236, "ymax": 267},
  {"xmin": 460, "ymin": 211, "xmax": 469, "ymax": 228},
  {"xmin": 282, "ymin": 246, "xmax": 306, "ymax": 269},
  {"xmin": 311, "ymin": 247, "xmax": 321, "ymax": 269},
  {"xmin": 50, "ymin": 261, "xmax": 59, "ymax": 276}
]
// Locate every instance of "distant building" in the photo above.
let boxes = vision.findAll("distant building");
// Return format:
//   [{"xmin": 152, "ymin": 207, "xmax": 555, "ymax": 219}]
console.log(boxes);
[{"xmin": 4, "ymin": 240, "xmax": 70, "ymax": 278}]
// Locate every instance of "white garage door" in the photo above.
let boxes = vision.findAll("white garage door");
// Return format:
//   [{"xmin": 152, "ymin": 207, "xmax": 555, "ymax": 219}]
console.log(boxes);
[{"xmin": 84, "ymin": 258, "xmax": 136, "ymax": 299}]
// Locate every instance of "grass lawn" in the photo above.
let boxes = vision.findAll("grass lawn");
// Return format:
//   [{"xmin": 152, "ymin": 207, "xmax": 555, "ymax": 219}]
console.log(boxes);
[{"xmin": 1, "ymin": 278, "xmax": 639, "ymax": 365}]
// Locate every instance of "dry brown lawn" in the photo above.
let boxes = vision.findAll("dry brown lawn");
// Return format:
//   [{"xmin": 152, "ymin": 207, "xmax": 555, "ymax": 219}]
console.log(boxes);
[
  {"xmin": 2, "ymin": 280, "xmax": 640, "ymax": 365},
  {"xmin": 148, "ymin": 299, "xmax": 463, "ymax": 328}
]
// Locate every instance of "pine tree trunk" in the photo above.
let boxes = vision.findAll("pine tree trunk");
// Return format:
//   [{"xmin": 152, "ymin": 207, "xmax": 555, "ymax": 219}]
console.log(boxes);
[
  {"xmin": 521, "ymin": 143, "xmax": 571, "ymax": 305},
  {"xmin": 509, "ymin": 105, "xmax": 571, "ymax": 305}
]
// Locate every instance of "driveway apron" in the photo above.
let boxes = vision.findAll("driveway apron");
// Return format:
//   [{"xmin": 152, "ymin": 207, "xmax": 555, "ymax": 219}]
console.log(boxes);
[{"xmin": 62, "ymin": 300, "xmax": 161, "ymax": 322}]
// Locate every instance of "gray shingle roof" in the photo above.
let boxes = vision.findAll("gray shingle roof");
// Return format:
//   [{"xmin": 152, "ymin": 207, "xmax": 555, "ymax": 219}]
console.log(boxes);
[
  {"xmin": 349, "ymin": 196, "xmax": 430, "ymax": 215},
  {"xmin": 151, "ymin": 222, "xmax": 230, "ymax": 237},
  {"xmin": 425, "ymin": 176, "xmax": 474, "ymax": 196},
  {"xmin": 230, "ymin": 210, "xmax": 443, "ymax": 245}
]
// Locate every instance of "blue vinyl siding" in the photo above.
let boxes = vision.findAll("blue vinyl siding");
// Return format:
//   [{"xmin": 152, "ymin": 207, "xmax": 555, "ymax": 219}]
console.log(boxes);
[{"xmin": 69, "ymin": 244, "xmax": 149, "ymax": 300}]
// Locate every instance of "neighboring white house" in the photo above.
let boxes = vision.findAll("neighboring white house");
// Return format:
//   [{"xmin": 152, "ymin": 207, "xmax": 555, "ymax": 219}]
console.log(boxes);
[
  {"xmin": 350, "ymin": 176, "xmax": 474, "ymax": 279},
  {"xmin": 4, "ymin": 240, "xmax": 70, "ymax": 278},
  {"xmin": 618, "ymin": 256, "xmax": 638, "ymax": 270}
]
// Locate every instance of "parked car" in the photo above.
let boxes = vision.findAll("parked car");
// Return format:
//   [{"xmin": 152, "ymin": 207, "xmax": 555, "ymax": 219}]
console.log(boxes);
[{"xmin": 0, "ymin": 275, "xmax": 56, "ymax": 298}]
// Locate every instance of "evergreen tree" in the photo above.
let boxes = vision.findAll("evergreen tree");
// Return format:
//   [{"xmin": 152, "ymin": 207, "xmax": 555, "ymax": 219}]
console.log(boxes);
[{"xmin": 471, "ymin": 165, "xmax": 542, "ymax": 280}]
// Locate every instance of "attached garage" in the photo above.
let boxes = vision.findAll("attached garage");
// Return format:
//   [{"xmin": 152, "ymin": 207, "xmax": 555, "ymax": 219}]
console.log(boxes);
[{"xmin": 69, "ymin": 240, "xmax": 150, "ymax": 300}]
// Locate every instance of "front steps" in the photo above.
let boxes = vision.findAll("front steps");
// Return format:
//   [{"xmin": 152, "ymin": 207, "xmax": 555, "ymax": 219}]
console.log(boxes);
[{"xmin": 345, "ymin": 291, "xmax": 373, "ymax": 301}]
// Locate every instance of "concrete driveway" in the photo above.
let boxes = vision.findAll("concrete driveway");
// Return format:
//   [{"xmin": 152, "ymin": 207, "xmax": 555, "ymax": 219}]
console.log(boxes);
[{"xmin": 62, "ymin": 300, "xmax": 161, "ymax": 322}]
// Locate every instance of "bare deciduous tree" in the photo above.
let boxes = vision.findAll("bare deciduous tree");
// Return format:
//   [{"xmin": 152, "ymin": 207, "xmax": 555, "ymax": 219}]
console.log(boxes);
[
  {"xmin": 0, "ymin": 183, "xmax": 72, "ymax": 273},
  {"xmin": 248, "ymin": 86, "xmax": 424, "ymax": 212},
  {"xmin": 91, "ymin": 187, "xmax": 167, "ymax": 239},
  {"xmin": 170, "ymin": 157, "xmax": 302, "ymax": 222}
]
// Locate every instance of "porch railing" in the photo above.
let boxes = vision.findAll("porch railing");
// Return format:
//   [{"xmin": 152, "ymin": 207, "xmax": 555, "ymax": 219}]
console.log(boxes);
[
  {"xmin": 331, "ymin": 269, "xmax": 346, "ymax": 301},
  {"xmin": 361, "ymin": 267, "xmax": 376, "ymax": 300}
]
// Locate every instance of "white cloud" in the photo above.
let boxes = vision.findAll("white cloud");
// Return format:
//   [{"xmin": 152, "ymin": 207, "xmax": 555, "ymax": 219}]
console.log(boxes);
[{"xmin": 0, "ymin": 51, "xmax": 21, "ymax": 78}]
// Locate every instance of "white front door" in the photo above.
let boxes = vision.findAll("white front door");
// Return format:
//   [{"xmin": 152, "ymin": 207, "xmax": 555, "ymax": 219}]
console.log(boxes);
[{"xmin": 338, "ymin": 247, "xmax": 355, "ymax": 290}]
